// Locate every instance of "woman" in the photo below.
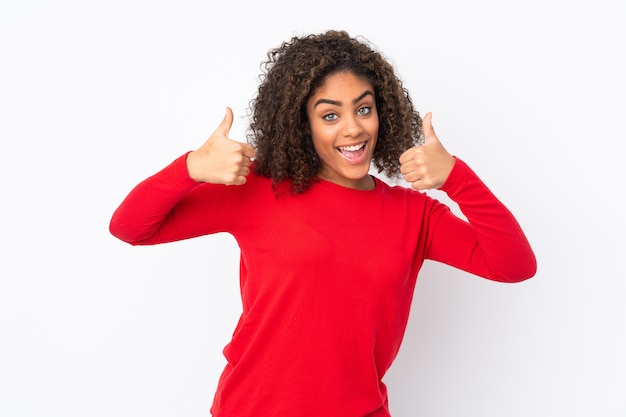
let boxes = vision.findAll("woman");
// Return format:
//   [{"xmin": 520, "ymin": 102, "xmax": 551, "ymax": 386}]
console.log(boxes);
[{"xmin": 110, "ymin": 30, "xmax": 536, "ymax": 417}]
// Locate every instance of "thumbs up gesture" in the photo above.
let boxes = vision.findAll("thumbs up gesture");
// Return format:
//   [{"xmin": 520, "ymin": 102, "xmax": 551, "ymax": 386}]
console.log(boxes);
[
  {"xmin": 186, "ymin": 107, "xmax": 257, "ymax": 185},
  {"xmin": 399, "ymin": 112, "xmax": 456, "ymax": 190}
]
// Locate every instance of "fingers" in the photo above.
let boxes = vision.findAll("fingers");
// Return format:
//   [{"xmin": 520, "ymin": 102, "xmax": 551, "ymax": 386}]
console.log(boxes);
[
  {"xmin": 399, "ymin": 147, "xmax": 415, "ymax": 165},
  {"xmin": 399, "ymin": 112, "xmax": 436, "ymax": 165},
  {"xmin": 219, "ymin": 155, "xmax": 253, "ymax": 186},
  {"xmin": 223, "ymin": 143, "xmax": 256, "ymax": 185},
  {"xmin": 187, "ymin": 107, "xmax": 258, "ymax": 185},
  {"xmin": 215, "ymin": 108, "xmax": 255, "ymax": 185},
  {"xmin": 398, "ymin": 111, "xmax": 454, "ymax": 190},
  {"xmin": 422, "ymin": 112, "xmax": 436, "ymax": 141},
  {"xmin": 212, "ymin": 107, "xmax": 256, "ymax": 162},
  {"xmin": 215, "ymin": 107, "xmax": 256, "ymax": 158},
  {"xmin": 215, "ymin": 107, "xmax": 234, "ymax": 138},
  {"xmin": 241, "ymin": 143, "xmax": 257, "ymax": 160}
]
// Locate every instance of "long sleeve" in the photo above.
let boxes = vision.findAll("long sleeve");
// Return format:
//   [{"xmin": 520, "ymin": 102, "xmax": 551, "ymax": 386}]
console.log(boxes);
[
  {"xmin": 427, "ymin": 158, "xmax": 537, "ymax": 282},
  {"xmin": 109, "ymin": 153, "xmax": 229, "ymax": 245}
]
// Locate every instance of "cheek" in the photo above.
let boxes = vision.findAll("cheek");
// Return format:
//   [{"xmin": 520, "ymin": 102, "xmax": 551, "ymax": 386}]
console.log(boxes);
[
  {"xmin": 367, "ymin": 119, "xmax": 380, "ymax": 143},
  {"xmin": 370, "ymin": 117, "xmax": 380, "ymax": 134},
  {"xmin": 310, "ymin": 123, "xmax": 337, "ymax": 148},
  {"xmin": 310, "ymin": 131, "xmax": 325, "ymax": 156}
]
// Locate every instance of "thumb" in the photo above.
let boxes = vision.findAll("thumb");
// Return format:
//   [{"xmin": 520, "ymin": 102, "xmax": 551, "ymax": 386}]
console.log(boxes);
[
  {"xmin": 215, "ymin": 106, "xmax": 234, "ymax": 137},
  {"xmin": 422, "ymin": 112, "xmax": 436, "ymax": 141}
]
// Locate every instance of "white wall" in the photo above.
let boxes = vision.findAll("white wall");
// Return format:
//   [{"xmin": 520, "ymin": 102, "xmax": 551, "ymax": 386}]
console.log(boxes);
[{"xmin": 1, "ymin": 1, "xmax": 624, "ymax": 416}]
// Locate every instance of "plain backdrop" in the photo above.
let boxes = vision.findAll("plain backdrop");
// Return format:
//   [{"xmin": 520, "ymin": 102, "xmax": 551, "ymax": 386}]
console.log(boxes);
[{"xmin": 1, "ymin": 1, "xmax": 624, "ymax": 416}]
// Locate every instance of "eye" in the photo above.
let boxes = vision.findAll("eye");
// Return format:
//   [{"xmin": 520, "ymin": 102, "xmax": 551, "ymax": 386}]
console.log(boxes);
[
  {"xmin": 357, "ymin": 106, "xmax": 371, "ymax": 116},
  {"xmin": 323, "ymin": 113, "xmax": 338, "ymax": 121}
]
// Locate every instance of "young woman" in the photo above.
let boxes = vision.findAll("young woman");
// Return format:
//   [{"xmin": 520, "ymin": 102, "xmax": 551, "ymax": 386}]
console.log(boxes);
[{"xmin": 110, "ymin": 30, "xmax": 536, "ymax": 417}]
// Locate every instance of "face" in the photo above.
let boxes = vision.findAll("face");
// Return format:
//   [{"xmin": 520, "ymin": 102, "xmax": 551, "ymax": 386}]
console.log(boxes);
[{"xmin": 306, "ymin": 71, "xmax": 379, "ymax": 190}]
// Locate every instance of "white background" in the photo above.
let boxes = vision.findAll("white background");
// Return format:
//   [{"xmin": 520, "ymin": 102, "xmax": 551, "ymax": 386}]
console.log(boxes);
[{"xmin": 1, "ymin": 1, "xmax": 624, "ymax": 416}]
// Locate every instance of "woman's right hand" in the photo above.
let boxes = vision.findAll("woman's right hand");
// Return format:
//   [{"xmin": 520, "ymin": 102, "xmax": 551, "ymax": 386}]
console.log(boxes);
[{"xmin": 186, "ymin": 107, "xmax": 257, "ymax": 185}]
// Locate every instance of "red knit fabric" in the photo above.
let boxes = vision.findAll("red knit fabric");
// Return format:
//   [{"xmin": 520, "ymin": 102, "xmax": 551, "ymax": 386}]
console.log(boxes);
[{"xmin": 110, "ymin": 154, "xmax": 536, "ymax": 417}]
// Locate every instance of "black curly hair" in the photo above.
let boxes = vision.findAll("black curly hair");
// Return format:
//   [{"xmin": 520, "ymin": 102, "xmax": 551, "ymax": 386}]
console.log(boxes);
[{"xmin": 247, "ymin": 30, "xmax": 423, "ymax": 193}]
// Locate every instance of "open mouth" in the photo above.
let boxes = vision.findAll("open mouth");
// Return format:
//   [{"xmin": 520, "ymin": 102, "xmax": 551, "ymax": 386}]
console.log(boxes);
[{"xmin": 337, "ymin": 142, "xmax": 367, "ymax": 162}]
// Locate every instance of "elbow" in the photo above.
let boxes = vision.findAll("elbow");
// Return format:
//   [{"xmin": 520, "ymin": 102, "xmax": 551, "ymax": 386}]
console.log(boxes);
[
  {"xmin": 518, "ymin": 250, "xmax": 538, "ymax": 281},
  {"xmin": 109, "ymin": 217, "xmax": 142, "ymax": 246},
  {"xmin": 503, "ymin": 267, "xmax": 536, "ymax": 283},
  {"xmin": 109, "ymin": 220, "xmax": 132, "ymax": 245},
  {"xmin": 495, "ymin": 252, "xmax": 538, "ymax": 283}
]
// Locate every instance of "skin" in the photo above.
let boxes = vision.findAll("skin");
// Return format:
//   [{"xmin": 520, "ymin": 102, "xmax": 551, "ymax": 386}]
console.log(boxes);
[
  {"xmin": 186, "ymin": 107, "xmax": 256, "ymax": 185},
  {"xmin": 186, "ymin": 71, "xmax": 455, "ymax": 191},
  {"xmin": 306, "ymin": 72, "xmax": 379, "ymax": 190},
  {"xmin": 399, "ymin": 112, "xmax": 456, "ymax": 190}
]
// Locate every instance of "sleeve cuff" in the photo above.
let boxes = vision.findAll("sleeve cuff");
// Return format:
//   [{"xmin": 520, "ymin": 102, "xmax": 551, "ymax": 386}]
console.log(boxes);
[
  {"xmin": 165, "ymin": 151, "xmax": 201, "ymax": 190},
  {"xmin": 439, "ymin": 156, "xmax": 469, "ymax": 195}
]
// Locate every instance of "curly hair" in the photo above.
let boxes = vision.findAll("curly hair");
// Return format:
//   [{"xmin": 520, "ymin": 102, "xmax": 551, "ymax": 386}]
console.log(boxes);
[{"xmin": 247, "ymin": 30, "xmax": 423, "ymax": 193}]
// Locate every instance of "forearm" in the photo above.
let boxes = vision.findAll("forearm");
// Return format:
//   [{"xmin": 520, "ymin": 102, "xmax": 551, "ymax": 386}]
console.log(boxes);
[
  {"xmin": 109, "ymin": 153, "xmax": 200, "ymax": 245},
  {"xmin": 431, "ymin": 158, "xmax": 537, "ymax": 282}
]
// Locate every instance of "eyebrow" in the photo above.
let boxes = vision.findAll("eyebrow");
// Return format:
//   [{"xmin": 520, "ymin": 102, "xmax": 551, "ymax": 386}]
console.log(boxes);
[{"xmin": 313, "ymin": 90, "xmax": 374, "ymax": 108}]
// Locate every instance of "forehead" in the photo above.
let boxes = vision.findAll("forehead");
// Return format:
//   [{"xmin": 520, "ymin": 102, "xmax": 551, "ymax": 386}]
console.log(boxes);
[{"xmin": 310, "ymin": 71, "xmax": 374, "ymax": 98}]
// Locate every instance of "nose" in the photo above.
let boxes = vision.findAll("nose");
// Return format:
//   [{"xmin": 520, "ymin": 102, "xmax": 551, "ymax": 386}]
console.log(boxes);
[{"xmin": 342, "ymin": 114, "xmax": 364, "ymax": 137}]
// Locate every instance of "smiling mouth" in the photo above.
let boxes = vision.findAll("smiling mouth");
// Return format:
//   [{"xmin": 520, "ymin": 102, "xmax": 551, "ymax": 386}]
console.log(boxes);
[
  {"xmin": 338, "ymin": 142, "xmax": 366, "ymax": 153},
  {"xmin": 337, "ymin": 142, "xmax": 367, "ymax": 161}
]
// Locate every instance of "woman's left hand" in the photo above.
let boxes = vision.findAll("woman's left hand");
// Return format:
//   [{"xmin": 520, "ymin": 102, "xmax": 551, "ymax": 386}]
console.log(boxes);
[{"xmin": 399, "ymin": 112, "xmax": 456, "ymax": 190}]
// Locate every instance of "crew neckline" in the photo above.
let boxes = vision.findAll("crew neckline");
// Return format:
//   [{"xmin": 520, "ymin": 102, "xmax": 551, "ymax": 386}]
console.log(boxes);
[{"xmin": 313, "ymin": 175, "xmax": 382, "ymax": 195}]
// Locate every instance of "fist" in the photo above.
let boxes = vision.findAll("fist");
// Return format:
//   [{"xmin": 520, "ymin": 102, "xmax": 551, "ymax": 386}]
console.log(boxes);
[
  {"xmin": 399, "ymin": 112, "xmax": 455, "ymax": 190},
  {"xmin": 186, "ymin": 107, "xmax": 257, "ymax": 185}
]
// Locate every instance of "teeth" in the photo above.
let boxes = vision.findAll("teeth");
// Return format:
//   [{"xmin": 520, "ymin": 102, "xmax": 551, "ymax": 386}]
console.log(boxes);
[{"xmin": 338, "ymin": 143, "xmax": 365, "ymax": 152}]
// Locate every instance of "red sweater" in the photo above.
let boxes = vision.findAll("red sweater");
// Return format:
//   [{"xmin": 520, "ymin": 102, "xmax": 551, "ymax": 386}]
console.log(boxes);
[{"xmin": 110, "ymin": 154, "xmax": 536, "ymax": 417}]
